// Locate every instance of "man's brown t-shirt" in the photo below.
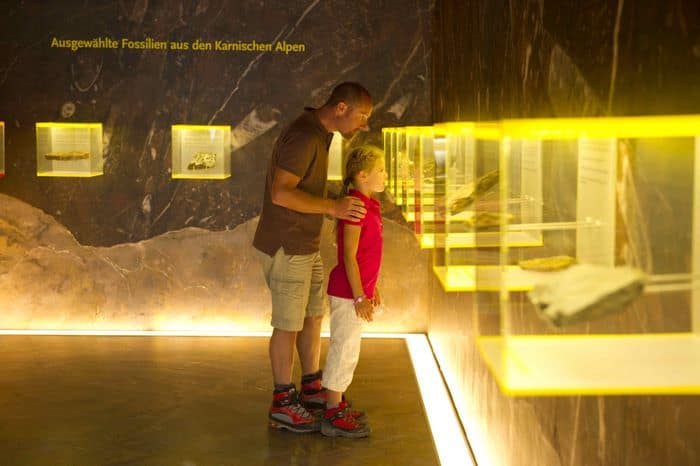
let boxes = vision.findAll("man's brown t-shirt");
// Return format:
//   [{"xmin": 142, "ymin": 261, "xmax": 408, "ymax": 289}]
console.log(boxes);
[{"xmin": 253, "ymin": 108, "xmax": 333, "ymax": 256}]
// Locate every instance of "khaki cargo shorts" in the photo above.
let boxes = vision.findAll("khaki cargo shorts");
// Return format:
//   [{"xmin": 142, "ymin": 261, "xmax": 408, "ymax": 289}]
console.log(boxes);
[{"xmin": 257, "ymin": 247, "xmax": 327, "ymax": 331}]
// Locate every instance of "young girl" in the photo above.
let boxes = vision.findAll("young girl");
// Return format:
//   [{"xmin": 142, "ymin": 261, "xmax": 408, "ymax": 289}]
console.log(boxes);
[{"xmin": 321, "ymin": 144, "xmax": 386, "ymax": 438}]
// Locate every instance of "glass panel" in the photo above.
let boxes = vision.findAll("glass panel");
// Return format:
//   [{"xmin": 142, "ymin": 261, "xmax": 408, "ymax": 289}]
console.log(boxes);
[
  {"xmin": 0, "ymin": 121, "xmax": 4, "ymax": 177},
  {"xmin": 475, "ymin": 115, "xmax": 700, "ymax": 395}
]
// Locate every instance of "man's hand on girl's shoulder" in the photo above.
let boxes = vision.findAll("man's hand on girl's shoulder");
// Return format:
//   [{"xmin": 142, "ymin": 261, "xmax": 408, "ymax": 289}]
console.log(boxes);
[{"xmin": 332, "ymin": 196, "xmax": 367, "ymax": 221}]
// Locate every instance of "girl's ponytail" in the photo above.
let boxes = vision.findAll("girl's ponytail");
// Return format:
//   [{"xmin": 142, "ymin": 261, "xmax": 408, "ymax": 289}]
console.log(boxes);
[{"xmin": 340, "ymin": 176, "xmax": 353, "ymax": 198}]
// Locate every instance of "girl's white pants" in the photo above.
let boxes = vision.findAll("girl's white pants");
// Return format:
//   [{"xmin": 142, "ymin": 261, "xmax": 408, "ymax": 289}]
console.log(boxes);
[{"xmin": 322, "ymin": 296, "xmax": 365, "ymax": 392}]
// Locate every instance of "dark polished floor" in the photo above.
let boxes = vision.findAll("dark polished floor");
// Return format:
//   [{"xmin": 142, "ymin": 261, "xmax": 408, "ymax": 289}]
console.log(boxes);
[{"xmin": 0, "ymin": 336, "xmax": 439, "ymax": 466}]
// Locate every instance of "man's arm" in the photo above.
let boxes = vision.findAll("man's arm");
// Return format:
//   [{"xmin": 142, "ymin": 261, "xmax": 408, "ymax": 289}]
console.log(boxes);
[{"xmin": 271, "ymin": 167, "xmax": 367, "ymax": 221}]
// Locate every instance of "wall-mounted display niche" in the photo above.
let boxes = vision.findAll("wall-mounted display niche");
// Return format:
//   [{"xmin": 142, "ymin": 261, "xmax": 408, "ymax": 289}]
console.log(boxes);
[
  {"xmin": 473, "ymin": 115, "xmax": 700, "ymax": 395},
  {"xmin": 0, "ymin": 121, "xmax": 5, "ymax": 177},
  {"xmin": 431, "ymin": 122, "xmax": 543, "ymax": 292},
  {"xmin": 36, "ymin": 123, "xmax": 103, "ymax": 177},
  {"xmin": 171, "ymin": 125, "xmax": 231, "ymax": 179},
  {"xmin": 327, "ymin": 131, "xmax": 343, "ymax": 181}
]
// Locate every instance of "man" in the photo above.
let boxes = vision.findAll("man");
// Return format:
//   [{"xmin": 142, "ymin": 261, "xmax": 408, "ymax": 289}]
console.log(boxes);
[{"xmin": 253, "ymin": 82, "xmax": 373, "ymax": 433}]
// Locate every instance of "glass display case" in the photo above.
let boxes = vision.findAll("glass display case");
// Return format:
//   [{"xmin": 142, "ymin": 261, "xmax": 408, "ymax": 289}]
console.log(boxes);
[
  {"xmin": 327, "ymin": 131, "xmax": 343, "ymax": 181},
  {"xmin": 382, "ymin": 127, "xmax": 394, "ymax": 198},
  {"xmin": 475, "ymin": 115, "xmax": 700, "ymax": 395},
  {"xmin": 399, "ymin": 126, "xmax": 439, "ymax": 228},
  {"xmin": 382, "ymin": 128, "xmax": 408, "ymax": 211},
  {"xmin": 171, "ymin": 125, "xmax": 231, "ymax": 179},
  {"xmin": 395, "ymin": 128, "xmax": 413, "ymax": 216},
  {"xmin": 0, "ymin": 121, "xmax": 4, "ymax": 177},
  {"xmin": 36, "ymin": 122, "xmax": 103, "ymax": 177},
  {"xmin": 431, "ymin": 122, "xmax": 543, "ymax": 292},
  {"xmin": 411, "ymin": 125, "xmax": 441, "ymax": 247}
]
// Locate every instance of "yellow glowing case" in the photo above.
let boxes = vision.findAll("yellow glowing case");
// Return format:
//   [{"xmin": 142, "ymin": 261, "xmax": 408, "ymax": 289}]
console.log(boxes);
[
  {"xmin": 36, "ymin": 122, "xmax": 103, "ymax": 177},
  {"xmin": 382, "ymin": 127, "xmax": 395, "ymax": 197},
  {"xmin": 0, "ymin": 121, "xmax": 4, "ymax": 177},
  {"xmin": 472, "ymin": 115, "xmax": 700, "ymax": 395},
  {"xmin": 409, "ymin": 125, "xmax": 441, "ymax": 247},
  {"xmin": 385, "ymin": 127, "xmax": 407, "ymax": 206},
  {"xmin": 395, "ymin": 126, "xmax": 430, "ymax": 222},
  {"xmin": 431, "ymin": 121, "xmax": 544, "ymax": 292},
  {"xmin": 171, "ymin": 125, "xmax": 231, "ymax": 179},
  {"xmin": 327, "ymin": 131, "xmax": 343, "ymax": 181}
]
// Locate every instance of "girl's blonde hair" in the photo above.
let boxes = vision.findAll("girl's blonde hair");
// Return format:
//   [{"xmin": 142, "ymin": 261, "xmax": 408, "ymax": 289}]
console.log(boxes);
[{"xmin": 340, "ymin": 144, "xmax": 384, "ymax": 197}]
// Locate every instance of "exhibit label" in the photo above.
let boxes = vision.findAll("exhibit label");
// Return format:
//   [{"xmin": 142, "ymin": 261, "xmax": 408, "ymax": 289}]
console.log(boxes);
[{"xmin": 50, "ymin": 37, "xmax": 306, "ymax": 54}]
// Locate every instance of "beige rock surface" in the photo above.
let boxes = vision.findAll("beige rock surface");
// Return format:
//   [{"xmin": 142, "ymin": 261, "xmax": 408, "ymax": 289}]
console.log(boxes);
[{"xmin": 0, "ymin": 193, "xmax": 428, "ymax": 332}]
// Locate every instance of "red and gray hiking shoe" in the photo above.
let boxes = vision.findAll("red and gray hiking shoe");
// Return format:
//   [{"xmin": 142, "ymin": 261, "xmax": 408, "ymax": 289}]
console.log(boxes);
[
  {"xmin": 268, "ymin": 386, "xmax": 320, "ymax": 433},
  {"xmin": 321, "ymin": 404, "xmax": 371, "ymax": 438},
  {"xmin": 300, "ymin": 378, "xmax": 327, "ymax": 412},
  {"xmin": 338, "ymin": 399, "xmax": 367, "ymax": 423},
  {"xmin": 300, "ymin": 379, "xmax": 367, "ymax": 422}
]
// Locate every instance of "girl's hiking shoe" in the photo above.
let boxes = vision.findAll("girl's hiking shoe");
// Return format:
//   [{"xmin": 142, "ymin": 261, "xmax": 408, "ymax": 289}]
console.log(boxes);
[
  {"xmin": 321, "ymin": 404, "xmax": 371, "ymax": 439},
  {"xmin": 300, "ymin": 379, "xmax": 367, "ymax": 422}
]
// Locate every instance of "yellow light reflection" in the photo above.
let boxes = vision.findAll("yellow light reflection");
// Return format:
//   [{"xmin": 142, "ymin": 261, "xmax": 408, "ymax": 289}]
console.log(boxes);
[{"xmin": 405, "ymin": 334, "xmax": 475, "ymax": 466}]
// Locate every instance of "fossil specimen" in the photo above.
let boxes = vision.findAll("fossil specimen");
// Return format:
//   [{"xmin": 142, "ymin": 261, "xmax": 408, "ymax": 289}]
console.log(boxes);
[
  {"xmin": 449, "ymin": 169, "xmax": 499, "ymax": 215},
  {"xmin": 187, "ymin": 152, "xmax": 217, "ymax": 170},
  {"xmin": 518, "ymin": 255, "xmax": 576, "ymax": 271},
  {"xmin": 465, "ymin": 211, "xmax": 513, "ymax": 229},
  {"xmin": 45, "ymin": 150, "xmax": 90, "ymax": 160},
  {"xmin": 528, "ymin": 264, "xmax": 645, "ymax": 327}
]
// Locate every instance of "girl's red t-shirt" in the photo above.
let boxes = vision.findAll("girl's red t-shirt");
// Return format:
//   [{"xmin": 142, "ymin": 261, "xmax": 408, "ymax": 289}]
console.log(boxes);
[{"xmin": 327, "ymin": 189, "xmax": 383, "ymax": 300}]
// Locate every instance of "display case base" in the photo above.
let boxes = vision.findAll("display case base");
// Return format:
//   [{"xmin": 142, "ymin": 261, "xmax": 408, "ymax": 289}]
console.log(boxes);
[
  {"xmin": 37, "ymin": 171, "xmax": 103, "ymax": 178},
  {"xmin": 433, "ymin": 265, "xmax": 544, "ymax": 291},
  {"xmin": 171, "ymin": 174, "xmax": 231, "ymax": 180},
  {"xmin": 477, "ymin": 333, "xmax": 700, "ymax": 395}
]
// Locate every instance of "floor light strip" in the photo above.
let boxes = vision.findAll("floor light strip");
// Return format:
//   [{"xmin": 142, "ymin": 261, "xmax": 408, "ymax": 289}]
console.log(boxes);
[
  {"xmin": 405, "ymin": 334, "xmax": 475, "ymax": 466},
  {"xmin": 0, "ymin": 329, "xmax": 273, "ymax": 337},
  {"xmin": 0, "ymin": 330, "xmax": 416, "ymax": 338}
]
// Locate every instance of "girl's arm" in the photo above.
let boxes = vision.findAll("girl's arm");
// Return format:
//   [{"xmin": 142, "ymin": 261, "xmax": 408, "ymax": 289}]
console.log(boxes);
[{"xmin": 343, "ymin": 223, "xmax": 373, "ymax": 322}]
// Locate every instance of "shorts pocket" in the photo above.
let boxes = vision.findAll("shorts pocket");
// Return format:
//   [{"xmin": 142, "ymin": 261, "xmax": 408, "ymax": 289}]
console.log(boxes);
[{"xmin": 270, "ymin": 278, "xmax": 305, "ymax": 299}]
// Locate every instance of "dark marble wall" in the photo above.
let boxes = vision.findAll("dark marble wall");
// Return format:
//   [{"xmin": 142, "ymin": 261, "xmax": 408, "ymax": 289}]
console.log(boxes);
[
  {"xmin": 431, "ymin": 1, "xmax": 700, "ymax": 465},
  {"xmin": 432, "ymin": 0, "xmax": 700, "ymax": 121},
  {"xmin": 0, "ymin": 0, "xmax": 431, "ymax": 246}
]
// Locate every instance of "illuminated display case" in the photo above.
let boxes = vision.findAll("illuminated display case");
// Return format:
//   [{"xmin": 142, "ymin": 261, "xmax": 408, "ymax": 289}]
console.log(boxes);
[
  {"xmin": 475, "ymin": 115, "xmax": 700, "ymax": 395},
  {"xmin": 400, "ymin": 127, "xmax": 418, "ymax": 221},
  {"xmin": 382, "ymin": 127, "xmax": 396, "ymax": 199},
  {"xmin": 36, "ymin": 123, "xmax": 103, "ymax": 177},
  {"xmin": 411, "ymin": 126, "xmax": 440, "ymax": 247},
  {"xmin": 401, "ymin": 126, "xmax": 436, "ymax": 225},
  {"xmin": 171, "ymin": 125, "xmax": 231, "ymax": 179},
  {"xmin": 327, "ymin": 131, "xmax": 343, "ymax": 181},
  {"xmin": 383, "ymin": 127, "xmax": 404, "ymax": 204},
  {"xmin": 0, "ymin": 121, "xmax": 4, "ymax": 177},
  {"xmin": 384, "ymin": 125, "xmax": 444, "ymax": 237},
  {"xmin": 431, "ymin": 122, "xmax": 543, "ymax": 292}
]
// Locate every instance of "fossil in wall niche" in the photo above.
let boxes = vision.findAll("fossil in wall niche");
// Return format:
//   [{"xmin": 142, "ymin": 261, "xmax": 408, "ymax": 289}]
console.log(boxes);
[
  {"xmin": 45, "ymin": 150, "xmax": 90, "ymax": 160},
  {"xmin": 187, "ymin": 152, "xmax": 217, "ymax": 170}
]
